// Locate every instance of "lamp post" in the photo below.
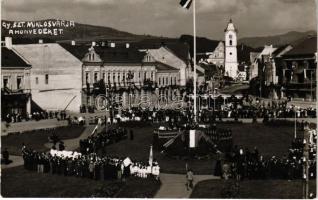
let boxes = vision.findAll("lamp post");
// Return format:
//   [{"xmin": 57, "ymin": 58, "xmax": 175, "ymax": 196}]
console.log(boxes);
[
  {"xmin": 294, "ymin": 106, "xmax": 297, "ymax": 139},
  {"xmin": 310, "ymin": 70, "xmax": 313, "ymax": 101}
]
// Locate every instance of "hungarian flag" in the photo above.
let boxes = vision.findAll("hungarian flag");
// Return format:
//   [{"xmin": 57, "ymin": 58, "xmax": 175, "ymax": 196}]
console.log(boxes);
[{"xmin": 180, "ymin": 0, "xmax": 192, "ymax": 9}]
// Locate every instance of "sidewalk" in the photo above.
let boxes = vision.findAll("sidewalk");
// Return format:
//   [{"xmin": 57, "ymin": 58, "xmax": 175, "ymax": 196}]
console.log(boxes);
[
  {"xmin": 154, "ymin": 173, "xmax": 220, "ymax": 198},
  {"xmin": 44, "ymin": 124, "xmax": 96, "ymax": 151},
  {"xmin": 1, "ymin": 125, "xmax": 96, "ymax": 170},
  {"xmin": 1, "ymin": 119, "xmax": 68, "ymax": 136}
]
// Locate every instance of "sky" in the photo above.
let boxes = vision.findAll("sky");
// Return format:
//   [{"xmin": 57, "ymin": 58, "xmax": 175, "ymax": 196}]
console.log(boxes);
[{"xmin": 2, "ymin": 0, "xmax": 317, "ymax": 40}]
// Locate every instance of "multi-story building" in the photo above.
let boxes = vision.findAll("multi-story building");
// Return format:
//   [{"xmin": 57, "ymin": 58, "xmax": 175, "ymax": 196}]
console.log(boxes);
[
  {"xmin": 280, "ymin": 36, "xmax": 317, "ymax": 101},
  {"xmin": 13, "ymin": 41, "xmax": 83, "ymax": 112},
  {"xmin": 1, "ymin": 37, "xmax": 32, "ymax": 118},
  {"xmin": 61, "ymin": 41, "xmax": 183, "ymax": 107}
]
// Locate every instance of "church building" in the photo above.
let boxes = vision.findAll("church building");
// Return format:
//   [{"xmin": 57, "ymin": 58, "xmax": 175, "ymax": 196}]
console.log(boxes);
[{"xmin": 224, "ymin": 19, "xmax": 239, "ymax": 78}]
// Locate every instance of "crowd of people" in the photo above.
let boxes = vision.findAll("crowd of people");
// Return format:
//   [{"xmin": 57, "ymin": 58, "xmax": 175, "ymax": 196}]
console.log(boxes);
[
  {"xmin": 22, "ymin": 147, "xmax": 160, "ymax": 181},
  {"xmin": 79, "ymin": 128, "xmax": 129, "ymax": 154},
  {"xmin": 224, "ymin": 137, "xmax": 317, "ymax": 180},
  {"xmin": 4, "ymin": 110, "xmax": 68, "ymax": 123}
]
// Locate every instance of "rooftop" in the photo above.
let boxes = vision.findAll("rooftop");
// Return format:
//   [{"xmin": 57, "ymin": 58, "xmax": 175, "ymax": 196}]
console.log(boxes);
[
  {"xmin": 1, "ymin": 47, "xmax": 31, "ymax": 68},
  {"xmin": 284, "ymin": 36, "xmax": 317, "ymax": 56}
]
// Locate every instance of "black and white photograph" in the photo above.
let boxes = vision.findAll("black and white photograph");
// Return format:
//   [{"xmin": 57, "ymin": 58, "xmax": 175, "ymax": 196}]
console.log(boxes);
[{"xmin": 1, "ymin": 0, "xmax": 317, "ymax": 198}]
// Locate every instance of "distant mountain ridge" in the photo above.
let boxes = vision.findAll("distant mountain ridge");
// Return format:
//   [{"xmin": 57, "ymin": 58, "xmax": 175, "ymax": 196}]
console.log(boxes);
[
  {"xmin": 2, "ymin": 19, "xmax": 316, "ymax": 52},
  {"xmin": 1, "ymin": 19, "xmax": 158, "ymax": 42},
  {"xmin": 238, "ymin": 30, "xmax": 317, "ymax": 48}
]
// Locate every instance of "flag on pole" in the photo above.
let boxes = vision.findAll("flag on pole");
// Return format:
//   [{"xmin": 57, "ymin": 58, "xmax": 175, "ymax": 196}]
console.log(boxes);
[{"xmin": 180, "ymin": 0, "xmax": 192, "ymax": 9}]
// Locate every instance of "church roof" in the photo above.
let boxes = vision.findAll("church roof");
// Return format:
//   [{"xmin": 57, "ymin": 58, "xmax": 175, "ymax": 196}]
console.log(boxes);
[{"xmin": 224, "ymin": 19, "xmax": 237, "ymax": 32}]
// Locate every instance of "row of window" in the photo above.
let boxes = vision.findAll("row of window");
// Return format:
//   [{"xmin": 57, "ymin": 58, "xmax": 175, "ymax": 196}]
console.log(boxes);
[
  {"xmin": 85, "ymin": 71, "xmax": 155, "ymax": 84},
  {"xmin": 158, "ymin": 76, "xmax": 177, "ymax": 86},
  {"xmin": 34, "ymin": 74, "xmax": 49, "ymax": 85},
  {"xmin": 3, "ymin": 76, "xmax": 24, "ymax": 90}
]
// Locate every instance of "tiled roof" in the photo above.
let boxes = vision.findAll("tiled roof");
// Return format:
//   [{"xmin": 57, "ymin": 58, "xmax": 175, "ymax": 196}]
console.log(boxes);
[
  {"xmin": 94, "ymin": 46, "xmax": 146, "ymax": 63},
  {"xmin": 131, "ymin": 38, "xmax": 190, "ymax": 63},
  {"xmin": 284, "ymin": 36, "xmax": 317, "ymax": 56},
  {"xmin": 1, "ymin": 47, "xmax": 31, "ymax": 68},
  {"xmin": 61, "ymin": 43, "xmax": 146, "ymax": 63}
]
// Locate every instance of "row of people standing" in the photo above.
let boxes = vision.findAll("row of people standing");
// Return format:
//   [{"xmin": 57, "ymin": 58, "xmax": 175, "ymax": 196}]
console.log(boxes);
[{"xmin": 22, "ymin": 148, "xmax": 160, "ymax": 181}]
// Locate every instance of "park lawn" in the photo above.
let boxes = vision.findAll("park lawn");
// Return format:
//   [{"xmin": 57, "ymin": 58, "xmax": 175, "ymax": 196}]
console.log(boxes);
[
  {"xmin": 1, "ymin": 125, "xmax": 86, "ymax": 156},
  {"xmin": 190, "ymin": 179, "xmax": 316, "ymax": 199},
  {"xmin": 116, "ymin": 176, "xmax": 161, "ymax": 198},
  {"xmin": 218, "ymin": 122, "xmax": 295, "ymax": 158},
  {"xmin": 102, "ymin": 122, "xmax": 294, "ymax": 174},
  {"xmin": 1, "ymin": 166, "xmax": 160, "ymax": 198}
]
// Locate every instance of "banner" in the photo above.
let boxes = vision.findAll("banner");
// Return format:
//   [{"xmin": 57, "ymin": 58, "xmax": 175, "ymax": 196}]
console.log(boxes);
[{"xmin": 189, "ymin": 130, "xmax": 196, "ymax": 148}]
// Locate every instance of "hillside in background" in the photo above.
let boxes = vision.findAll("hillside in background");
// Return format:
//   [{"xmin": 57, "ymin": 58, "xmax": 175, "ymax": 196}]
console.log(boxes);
[
  {"xmin": 238, "ymin": 30, "xmax": 317, "ymax": 48},
  {"xmin": 1, "ymin": 19, "xmax": 157, "ymax": 43}
]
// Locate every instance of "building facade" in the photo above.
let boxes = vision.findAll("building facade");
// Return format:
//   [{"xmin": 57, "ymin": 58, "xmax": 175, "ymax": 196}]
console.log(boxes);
[
  {"xmin": 13, "ymin": 42, "xmax": 83, "ymax": 112},
  {"xmin": 280, "ymin": 36, "xmax": 317, "ymax": 101},
  {"xmin": 1, "ymin": 38, "xmax": 32, "ymax": 118}
]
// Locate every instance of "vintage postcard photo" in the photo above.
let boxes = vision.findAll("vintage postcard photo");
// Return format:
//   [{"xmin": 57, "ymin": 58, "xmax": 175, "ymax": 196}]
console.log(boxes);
[{"xmin": 1, "ymin": 0, "xmax": 317, "ymax": 198}]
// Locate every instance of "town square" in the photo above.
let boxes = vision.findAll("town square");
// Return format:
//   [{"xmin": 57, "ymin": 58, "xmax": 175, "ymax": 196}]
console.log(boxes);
[{"xmin": 1, "ymin": 0, "xmax": 317, "ymax": 198}]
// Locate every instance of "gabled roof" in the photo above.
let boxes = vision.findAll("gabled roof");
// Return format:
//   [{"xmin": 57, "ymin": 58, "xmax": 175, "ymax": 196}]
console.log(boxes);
[
  {"xmin": 1, "ymin": 47, "xmax": 31, "ymax": 68},
  {"xmin": 284, "ymin": 36, "xmax": 317, "ymax": 56},
  {"xmin": 131, "ymin": 38, "xmax": 190, "ymax": 63}
]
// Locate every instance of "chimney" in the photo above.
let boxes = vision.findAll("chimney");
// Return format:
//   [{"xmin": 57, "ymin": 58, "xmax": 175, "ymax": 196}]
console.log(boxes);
[
  {"xmin": 71, "ymin": 40, "xmax": 76, "ymax": 46},
  {"xmin": 5, "ymin": 37, "xmax": 12, "ymax": 50},
  {"xmin": 126, "ymin": 43, "xmax": 130, "ymax": 48},
  {"xmin": 92, "ymin": 41, "xmax": 96, "ymax": 46},
  {"xmin": 110, "ymin": 42, "xmax": 115, "ymax": 48},
  {"xmin": 39, "ymin": 39, "xmax": 43, "ymax": 44}
]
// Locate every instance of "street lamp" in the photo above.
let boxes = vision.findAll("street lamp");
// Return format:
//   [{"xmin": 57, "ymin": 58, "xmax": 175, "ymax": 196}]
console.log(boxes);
[{"xmin": 294, "ymin": 106, "xmax": 297, "ymax": 139}]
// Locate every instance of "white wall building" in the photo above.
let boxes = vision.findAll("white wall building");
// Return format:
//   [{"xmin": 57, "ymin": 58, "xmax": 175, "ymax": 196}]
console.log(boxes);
[{"xmin": 13, "ymin": 43, "xmax": 83, "ymax": 112}]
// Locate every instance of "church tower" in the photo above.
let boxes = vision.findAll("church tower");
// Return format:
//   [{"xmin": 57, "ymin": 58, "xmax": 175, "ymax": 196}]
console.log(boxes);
[{"xmin": 224, "ymin": 19, "xmax": 238, "ymax": 79}]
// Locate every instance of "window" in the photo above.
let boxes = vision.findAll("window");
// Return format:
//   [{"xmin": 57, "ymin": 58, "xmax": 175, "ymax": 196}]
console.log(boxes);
[
  {"xmin": 171, "ymin": 77, "xmax": 173, "ymax": 85},
  {"xmin": 85, "ymin": 72, "xmax": 90, "ymax": 84},
  {"xmin": 159, "ymin": 77, "xmax": 161, "ymax": 85},
  {"xmin": 102, "ymin": 72, "xmax": 105, "ymax": 81},
  {"xmin": 94, "ymin": 72, "xmax": 98, "ymax": 83},
  {"xmin": 113, "ymin": 73, "xmax": 116, "ymax": 83},
  {"xmin": 92, "ymin": 53, "xmax": 95, "ymax": 60},
  {"xmin": 45, "ymin": 74, "xmax": 49, "ymax": 84},
  {"xmin": 108, "ymin": 73, "xmax": 110, "ymax": 82},
  {"xmin": 118, "ymin": 73, "xmax": 120, "ymax": 83},
  {"xmin": 144, "ymin": 72, "xmax": 147, "ymax": 80},
  {"xmin": 229, "ymin": 40, "xmax": 232, "ymax": 46},
  {"xmin": 230, "ymin": 52, "xmax": 232, "ymax": 55},
  {"xmin": 174, "ymin": 77, "xmax": 177, "ymax": 85},
  {"xmin": 123, "ymin": 72, "xmax": 126, "ymax": 82},
  {"xmin": 162, "ymin": 77, "xmax": 165, "ymax": 85},
  {"xmin": 151, "ymin": 72, "xmax": 154, "ymax": 80},
  {"xmin": 3, "ymin": 76, "xmax": 9, "ymax": 88},
  {"xmin": 229, "ymin": 34, "xmax": 233, "ymax": 39},
  {"xmin": 17, "ymin": 76, "xmax": 23, "ymax": 89},
  {"xmin": 88, "ymin": 54, "xmax": 91, "ymax": 61},
  {"xmin": 166, "ymin": 77, "xmax": 168, "ymax": 85},
  {"xmin": 35, "ymin": 77, "xmax": 39, "ymax": 85}
]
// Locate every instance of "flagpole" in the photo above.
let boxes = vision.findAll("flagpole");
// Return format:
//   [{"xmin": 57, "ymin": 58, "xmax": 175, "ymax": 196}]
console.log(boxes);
[{"xmin": 193, "ymin": 0, "xmax": 197, "ymax": 123}]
